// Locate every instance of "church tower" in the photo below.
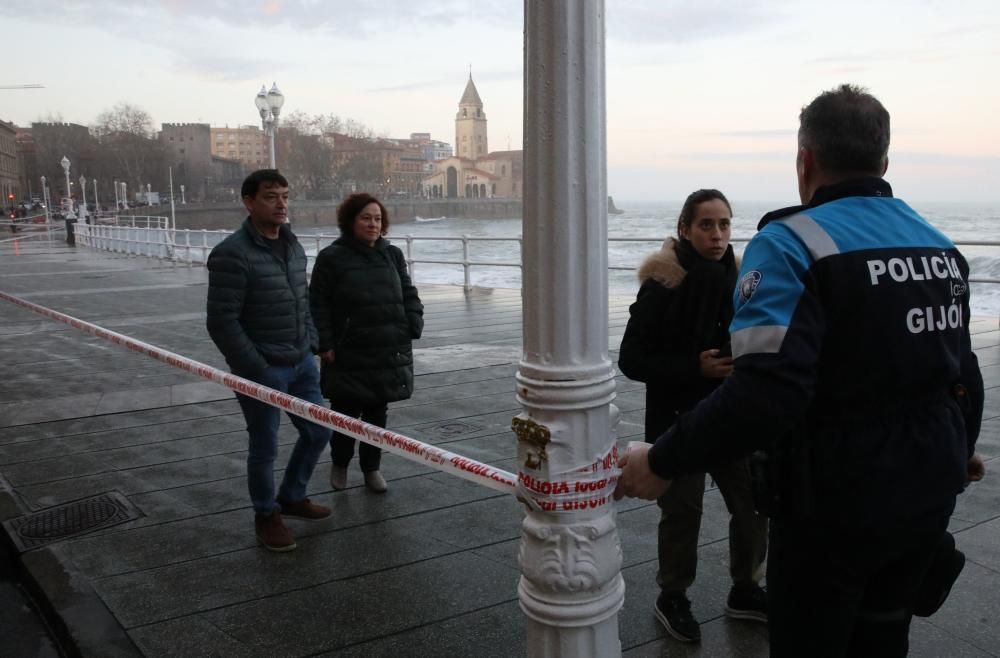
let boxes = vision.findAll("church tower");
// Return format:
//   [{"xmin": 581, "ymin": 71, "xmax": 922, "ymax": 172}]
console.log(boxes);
[{"xmin": 455, "ymin": 74, "xmax": 488, "ymax": 159}]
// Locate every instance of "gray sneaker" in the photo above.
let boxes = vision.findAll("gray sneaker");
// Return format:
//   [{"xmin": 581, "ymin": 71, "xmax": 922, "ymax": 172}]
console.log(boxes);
[
  {"xmin": 330, "ymin": 464, "xmax": 348, "ymax": 490},
  {"xmin": 364, "ymin": 470, "xmax": 387, "ymax": 494}
]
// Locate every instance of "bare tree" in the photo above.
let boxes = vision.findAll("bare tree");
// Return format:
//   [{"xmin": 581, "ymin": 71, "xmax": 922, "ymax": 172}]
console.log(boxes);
[
  {"xmin": 277, "ymin": 113, "xmax": 336, "ymax": 200},
  {"xmin": 91, "ymin": 103, "xmax": 165, "ymax": 197}
]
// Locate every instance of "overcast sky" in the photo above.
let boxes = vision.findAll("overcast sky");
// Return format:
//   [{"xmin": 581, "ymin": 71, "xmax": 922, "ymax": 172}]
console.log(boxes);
[{"xmin": 6, "ymin": 0, "xmax": 999, "ymax": 203}]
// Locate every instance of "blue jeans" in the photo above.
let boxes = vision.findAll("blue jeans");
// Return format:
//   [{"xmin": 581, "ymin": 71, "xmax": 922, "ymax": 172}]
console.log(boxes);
[{"xmin": 233, "ymin": 355, "xmax": 330, "ymax": 516}]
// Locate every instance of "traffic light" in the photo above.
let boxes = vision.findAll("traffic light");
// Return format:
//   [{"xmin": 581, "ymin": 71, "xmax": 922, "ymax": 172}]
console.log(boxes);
[{"xmin": 6, "ymin": 193, "xmax": 13, "ymax": 201}]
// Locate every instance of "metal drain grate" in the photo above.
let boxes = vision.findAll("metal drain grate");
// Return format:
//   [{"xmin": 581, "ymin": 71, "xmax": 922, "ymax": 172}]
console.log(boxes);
[
  {"xmin": 3, "ymin": 491, "xmax": 143, "ymax": 552},
  {"xmin": 435, "ymin": 420, "xmax": 484, "ymax": 437}
]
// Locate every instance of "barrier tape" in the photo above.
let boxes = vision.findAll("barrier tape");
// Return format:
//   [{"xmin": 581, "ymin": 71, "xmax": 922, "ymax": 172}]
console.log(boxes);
[
  {"xmin": 516, "ymin": 445, "xmax": 620, "ymax": 512},
  {"xmin": 0, "ymin": 290, "xmax": 517, "ymax": 495},
  {"xmin": 0, "ymin": 291, "xmax": 620, "ymax": 509}
]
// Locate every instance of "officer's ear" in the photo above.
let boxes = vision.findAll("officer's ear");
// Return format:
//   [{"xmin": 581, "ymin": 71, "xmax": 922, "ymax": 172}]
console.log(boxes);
[{"xmin": 796, "ymin": 147, "xmax": 815, "ymax": 204}]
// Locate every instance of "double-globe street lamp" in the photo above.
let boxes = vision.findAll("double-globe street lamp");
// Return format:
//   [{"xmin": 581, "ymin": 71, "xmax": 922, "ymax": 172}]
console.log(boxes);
[{"xmin": 255, "ymin": 82, "xmax": 285, "ymax": 169}]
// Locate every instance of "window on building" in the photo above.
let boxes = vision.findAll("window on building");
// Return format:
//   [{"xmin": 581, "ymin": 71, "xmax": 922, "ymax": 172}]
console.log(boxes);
[
  {"xmin": 501, "ymin": 165, "xmax": 506, "ymax": 176},
  {"xmin": 476, "ymin": 109, "xmax": 481, "ymax": 117},
  {"xmin": 463, "ymin": 108, "xmax": 467, "ymax": 117}
]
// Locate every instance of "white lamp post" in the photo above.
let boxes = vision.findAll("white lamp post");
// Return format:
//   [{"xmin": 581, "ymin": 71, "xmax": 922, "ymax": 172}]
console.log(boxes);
[
  {"xmin": 93, "ymin": 179, "xmax": 99, "ymax": 216},
  {"xmin": 146, "ymin": 183, "xmax": 152, "ymax": 206},
  {"xmin": 517, "ymin": 3, "xmax": 623, "ymax": 655},
  {"xmin": 255, "ymin": 82, "xmax": 285, "ymax": 168},
  {"xmin": 79, "ymin": 175, "xmax": 88, "ymax": 222},
  {"xmin": 113, "ymin": 179, "xmax": 120, "ymax": 210},
  {"xmin": 60, "ymin": 156, "xmax": 75, "ymax": 220},
  {"xmin": 40, "ymin": 176, "xmax": 50, "ymax": 223},
  {"xmin": 180, "ymin": 184, "xmax": 185, "ymax": 204},
  {"xmin": 122, "ymin": 182, "xmax": 128, "ymax": 209}
]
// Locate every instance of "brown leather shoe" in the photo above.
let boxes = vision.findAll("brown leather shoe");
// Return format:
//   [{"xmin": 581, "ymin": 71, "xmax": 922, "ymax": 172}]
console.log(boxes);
[
  {"xmin": 278, "ymin": 498, "xmax": 332, "ymax": 521},
  {"xmin": 255, "ymin": 511, "xmax": 296, "ymax": 552}
]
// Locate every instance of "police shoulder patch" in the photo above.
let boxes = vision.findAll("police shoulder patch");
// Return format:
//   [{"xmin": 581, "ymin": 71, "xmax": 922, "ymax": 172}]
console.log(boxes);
[{"xmin": 738, "ymin": 270, "xmax": 762, "ymax": 304}]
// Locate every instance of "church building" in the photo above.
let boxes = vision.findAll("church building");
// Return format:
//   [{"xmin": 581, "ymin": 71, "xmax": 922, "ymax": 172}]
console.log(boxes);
[{"xmin": 422, "ymin": 75, "xmax": 523, "ymax": 199}]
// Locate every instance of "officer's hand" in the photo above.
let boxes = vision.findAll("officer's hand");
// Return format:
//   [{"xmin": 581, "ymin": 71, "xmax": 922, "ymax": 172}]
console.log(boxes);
[
  {"xmin": 967, "ymin": 453, "xmax": 986, "ymax": 482},
  {"xmin": 319, "ymin": 349, "xmax": 335, "ymax": 364},
  {"xmin": 699, "ymin": 349, "xmax": 733, "ymax": 378},
  {"xmin": 614, "ymin": 442, "xmax": 671, "ymax": 500}
]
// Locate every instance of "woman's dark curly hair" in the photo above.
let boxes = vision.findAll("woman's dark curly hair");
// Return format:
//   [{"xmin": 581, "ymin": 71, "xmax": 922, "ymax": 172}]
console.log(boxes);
[{"xmin": 336, "ymin": 192, "xmax": 390, "ymax": 237}]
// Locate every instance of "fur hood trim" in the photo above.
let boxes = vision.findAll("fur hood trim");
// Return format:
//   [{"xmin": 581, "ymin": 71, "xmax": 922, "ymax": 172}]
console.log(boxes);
[
  {"xmin": 637, "ymin": 238, "xmax": 686, "ymax": 288},
  {"xmin": 636, "ymin": 237, "xmax": 740, "ymax": 289}
]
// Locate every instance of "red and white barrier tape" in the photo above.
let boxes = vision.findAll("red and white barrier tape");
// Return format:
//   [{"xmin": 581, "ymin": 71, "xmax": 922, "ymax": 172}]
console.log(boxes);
[
  {"xmin": 0, "ymin": 290, "xmax": 517, "ymax": 495},
  {"xmin": 0, "ymin": 291, "xmax": 621, "ymax": 510},
  {"xmin": 517, "ymin": 445, "xmax": 620, "ymax": 512}
]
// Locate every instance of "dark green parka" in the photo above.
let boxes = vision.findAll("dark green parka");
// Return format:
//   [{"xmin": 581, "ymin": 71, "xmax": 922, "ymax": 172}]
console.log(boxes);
[
  {"xmin": 206, "ymin": 217, "xmax": 318, "ymax": 374},
  {"xmin": 309, "ymin": 235, "xmax": 423, "ymax": 404}
]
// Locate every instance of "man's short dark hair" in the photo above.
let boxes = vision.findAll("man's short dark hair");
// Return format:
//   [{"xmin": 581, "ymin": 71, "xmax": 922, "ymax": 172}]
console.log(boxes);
[
  {"xmin": 799, "ymin": 84, "xmax": 890, "ymax": 176},
  {"xmin": 336, "ymin": 192, "xmax": 390, "ymax": 237},
  {"xmin": 241, "ymin": 169, "xmax": 289, "ymax": 199}
]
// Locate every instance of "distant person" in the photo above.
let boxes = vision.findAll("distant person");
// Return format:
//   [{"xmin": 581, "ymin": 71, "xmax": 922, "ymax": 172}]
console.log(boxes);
[
  {"xmin": 206, "ymin": 169, "xmax": 331, "ymax": 553},
  {"xmin": 309, "ymin": 193, "xmax": 424, "ymax": 494},
  {"xmin": 615, "ymin": 84, "xmax": 984, "ymax": 657},
  {"xmin": 618, "ymin": 189, "xmax": 767, "ymax": 643}
]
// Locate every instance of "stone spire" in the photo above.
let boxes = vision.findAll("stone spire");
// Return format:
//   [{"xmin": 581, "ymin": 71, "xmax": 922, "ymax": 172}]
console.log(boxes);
[{"xmin": 455, "ymin": 73, "xmax": 488, "ymax": 158}]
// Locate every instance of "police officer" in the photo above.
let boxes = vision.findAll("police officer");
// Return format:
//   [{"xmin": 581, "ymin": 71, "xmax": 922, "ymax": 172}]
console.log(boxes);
[{"xmin": 615, "ymin": 84, "xmax": 985, "ymax": 657}]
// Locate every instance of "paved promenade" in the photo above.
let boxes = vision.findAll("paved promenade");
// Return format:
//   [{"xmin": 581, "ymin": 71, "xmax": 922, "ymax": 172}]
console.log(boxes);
[{"xmin": 1, "ymin": 235, "xmax": 997, "ymax": 657}]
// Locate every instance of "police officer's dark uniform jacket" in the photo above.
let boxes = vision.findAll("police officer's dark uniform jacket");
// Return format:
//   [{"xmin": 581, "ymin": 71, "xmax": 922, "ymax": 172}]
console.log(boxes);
[
  {"xmin": 206, "ymin": 217, "xmax": 318, "ymax": 375},
  {"xmin": 647, "ymin": 177, "xmax": 984, "ymax": 530},
  {"xmin": 309, "ymin": 235, "xmax": 423, "ymax": 404}
]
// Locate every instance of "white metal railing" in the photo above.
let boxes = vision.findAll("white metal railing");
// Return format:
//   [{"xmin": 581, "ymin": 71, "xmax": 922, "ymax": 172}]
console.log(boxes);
[{"xmin": 68, "ymin": 222, "xmax": 1000, "ymax": 295}]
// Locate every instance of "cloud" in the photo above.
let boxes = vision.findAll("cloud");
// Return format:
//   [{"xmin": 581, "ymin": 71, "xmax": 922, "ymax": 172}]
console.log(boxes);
[
  {"xmin": 892, "ymin": 152, "xmax": 1000, "ymax": 166},
  {"xmin": 16, "ymin": 0, "xmax": 520, "ymax": 34},
  {"xmin": 606, "ymin": 1, "xmax": 780, "ymax": 45},
  {"xmin": 369, "ymin": 70, "xmax": 520, "ymax": 93},
  {"xmin": 710, "ymin": 130, "xmax": 796, "ymax": 138}
]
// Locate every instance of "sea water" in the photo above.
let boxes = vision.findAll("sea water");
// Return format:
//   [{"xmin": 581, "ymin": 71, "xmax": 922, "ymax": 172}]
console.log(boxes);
[{"xmin": 334, "ymin": 200, "xmax": 999, "ymax": 316}]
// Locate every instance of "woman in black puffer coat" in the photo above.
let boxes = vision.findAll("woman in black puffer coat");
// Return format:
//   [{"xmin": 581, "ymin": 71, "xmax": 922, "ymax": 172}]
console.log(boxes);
[
  {"xmin": 309, "ymin": 193, "xmax": 423, "ymax": 494},
  {"xmin": 618, "ymin": 189, "xmax": 767, "ymax": 643}
]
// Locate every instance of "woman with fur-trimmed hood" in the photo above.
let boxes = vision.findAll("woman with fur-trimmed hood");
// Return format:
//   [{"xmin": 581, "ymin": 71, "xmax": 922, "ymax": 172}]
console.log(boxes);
[{"xmin": 618, "ymin": 189, "xmax": 768, "ymax": 644}]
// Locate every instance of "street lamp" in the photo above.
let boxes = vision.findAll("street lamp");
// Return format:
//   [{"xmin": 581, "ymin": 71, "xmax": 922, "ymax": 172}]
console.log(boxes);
[
  {"xmin": 40, "ymin": 176, "xmax": 50, "ymax": 222},
  {"xmin": 60, "ymin": 156, "xmax": 75, "ymax": 220},
  {"xmin": 180, "ymin": 184, "xmax": 186, "ymax": 204},
  {"xmin": 93, "ymin": 178, "xmax": 99, "ymax": 215},
  {"xmin": 255, "ymin": 82, "xmax": 284, "ymax": 168},
  {"xmin": 79, "ymin": 175, "xmax": 87, "ymax": 222},
  {"xmin": 146, "ymin": 183, "xmax": 152, "ymax": 206}
]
